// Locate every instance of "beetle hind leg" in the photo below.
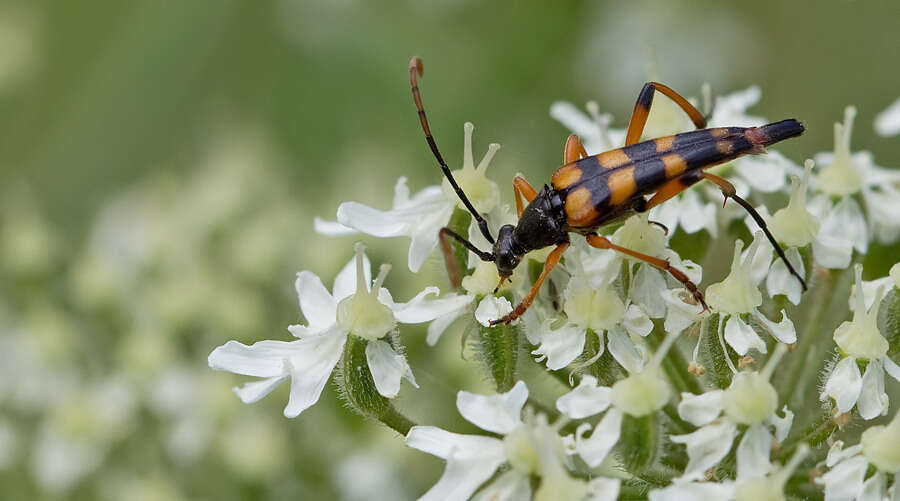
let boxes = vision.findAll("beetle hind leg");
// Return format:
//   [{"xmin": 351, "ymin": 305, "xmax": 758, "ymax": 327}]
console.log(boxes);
[{"xmin": 625, "ymin": 82, "xmax": 708, "ymax": 146}]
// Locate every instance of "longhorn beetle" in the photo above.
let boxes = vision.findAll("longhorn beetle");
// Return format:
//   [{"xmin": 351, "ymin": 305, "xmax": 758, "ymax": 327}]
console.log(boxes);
[{"xmin": 409, "ymin": 57, "xmax": 807, "ymax": 325}]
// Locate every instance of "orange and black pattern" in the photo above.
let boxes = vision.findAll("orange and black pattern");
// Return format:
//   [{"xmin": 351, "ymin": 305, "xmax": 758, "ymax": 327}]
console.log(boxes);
[{"xmin": 552, "ymin": 120, "xmax": 803, "ymax": 229}]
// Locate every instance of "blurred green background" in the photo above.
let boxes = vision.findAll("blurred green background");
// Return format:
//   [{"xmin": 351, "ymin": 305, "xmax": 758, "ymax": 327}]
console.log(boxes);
[{"xmin": 0, "ymin": 0, "xmax": 898, "ymax": 499}]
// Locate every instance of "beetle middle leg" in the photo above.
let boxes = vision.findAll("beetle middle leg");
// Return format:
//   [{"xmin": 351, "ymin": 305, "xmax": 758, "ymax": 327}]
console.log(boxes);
[
  {"xmin": 490, "ymin": 242, "xmax": 569, "ymax": 325},
  {"xmin": 585, "ymin": 233, "xmax": 708, "ymax": 310},
  {"xmin": 625, "ymin": 82, "xmax": 708, "ymax": 146},
  {"xmin": 513, "ymin": 176, "xmax": 538, "ymax": 218}
]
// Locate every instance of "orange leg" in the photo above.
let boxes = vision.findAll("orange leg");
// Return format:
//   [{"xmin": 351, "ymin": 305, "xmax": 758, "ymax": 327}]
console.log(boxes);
[
  {"xmin": 699, "ymin": 172, "xmax": 807, "ymax": 291},
  {"xmin": 490, "ymin": 242, "xmax": 569, "ymax": 325},
  {"xmin": 640, "ymin": 170, "xmax": 704, "ymax": 211},
  {"xmin": 625, "ymin": 82, "xmax": 707, "ymax": 146},
  {"xmin": 513, "ymin": 175, "xmax": 538, "ymax": 218},
  {"xmin": 563, "ymin": 133, "xmax": 589, "ymax": 163},
  {"xmin": 586, "ymin": 234, "xmax": 707, "ymax": 310}
]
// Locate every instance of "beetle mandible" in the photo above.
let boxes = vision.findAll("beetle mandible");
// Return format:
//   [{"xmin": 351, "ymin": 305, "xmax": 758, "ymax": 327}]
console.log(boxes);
[{"xmin": 409, "ymin": 57, "xmax": 806, "ymax": 325}]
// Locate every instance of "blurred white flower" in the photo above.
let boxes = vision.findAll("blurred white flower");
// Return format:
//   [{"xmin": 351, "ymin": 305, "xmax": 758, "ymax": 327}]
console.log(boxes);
[{"xmin": 874, "ymin": 97, "xmax": 900, "ymax": 137}]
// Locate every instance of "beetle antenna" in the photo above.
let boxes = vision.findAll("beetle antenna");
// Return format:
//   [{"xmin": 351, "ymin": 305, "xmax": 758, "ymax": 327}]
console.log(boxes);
[{"xmin": 409, "ymin": 56, "xmax": 495, "ymax": 244}]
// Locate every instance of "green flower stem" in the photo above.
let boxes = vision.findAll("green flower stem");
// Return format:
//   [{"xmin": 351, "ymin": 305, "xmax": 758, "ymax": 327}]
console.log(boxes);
[
  {"xmin": 647, "ymin": 323, "xmax": 702, "ymax": 396},
  {"xmin": 476, "ymin": 321, "xmax": 519, "ymax": 393},
  {"xmin": 774, "ymin": 411, "xmax": 837, "ymax": 463},
  {"xmin": 783, "ymin": 266, "xmax": 853, "ymax": 423},
  {"xmin": 337, "ymin": 335, "xmax": 416, "ymax": 436}
]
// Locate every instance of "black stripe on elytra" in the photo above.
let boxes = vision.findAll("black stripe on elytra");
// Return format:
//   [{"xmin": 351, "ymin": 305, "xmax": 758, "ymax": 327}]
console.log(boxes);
[
  {"xmin": 622, "ymin": 140, "xmax": 657, "ymax": 162},
  {"xmin": 633, "ymin": 158, "xmax": 667, "ymax": 189}
]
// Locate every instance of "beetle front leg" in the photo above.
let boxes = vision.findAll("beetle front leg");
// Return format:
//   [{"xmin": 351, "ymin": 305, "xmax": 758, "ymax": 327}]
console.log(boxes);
[
  {"xmin": 513, "ymin": 175, "xmax": 538, "ymax": 218},
  {"xmin": 563, "ymin": 133, "xmax": 589, "ymax": 163},
  {"xmin": 490, "ymin": 242, "xmax": 569, "ymax": 325}
]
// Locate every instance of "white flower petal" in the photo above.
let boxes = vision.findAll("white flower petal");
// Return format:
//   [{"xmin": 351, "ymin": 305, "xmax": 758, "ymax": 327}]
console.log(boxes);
[
  {"xmin": 734, "ymin": 152, "xmax": 789, "ymax": 194},
  {"xmin": 874, "ymin": 97, "xmax": 900, "ymax": 136},
  {"xmin": 531, "ymin": 321, "xmax": 587, "ymax": 371},
  {"xmin": 863, "ymin": 187, "xmax": 900, "ymax": 244},
  {"xmin": 474, "ymin": 296, "xmax": 513, "ymax": 327},
  {"xmin": 813, "ymin": 233, "xmax": 854, "ymax": 270},
  {"xmin": 817, "ymin": 455, "xmax": 868, "ymax": 501},
  {"xmin": 556, "ymin": 375, "xmax": 612, "ymax": 419},
  {"xmin": 333, "ymin": 252, "xmax": 372, "ymax": 301},
  {"xmin": 751, "ymin": 309, "xmax": 796, "ymax": 344},
  {"xmin": 883, "ymin": 356, "xmax": 900, "ymax": 383},
  {"xmin": 624, "ymin": 304, "xmax": 654, "ymax": 337},
  {"xmin": 575, "ymin": 408, "xmax": 623, "ymax": 467},
  {"xmin": 723, "ymin": 314, "xmax": 766, "ymax": 356},
  {"xmin": 209, "ymin": 339, "xmax": 305, "ymax": 378},
  {"xmin": 709, "ymin": 85, "xmax": 765, "ymax": 128},
  {"xmin": 283, "ymin": 331, "xmax": 348, "ymax": 417},
  {"xmin": 671, "ymin": 420, "xmax": 737, "ymax": 481},
  {"xmin": 365, "ymin": 340, "xmax": 418, "ymax": 399},
  {"xmin": 852, "ymin": 276, "xmax": 894, "ymax": 313},
  {"xmin": 822, "ymin": 356, "xmax": 862, "ymax": 413},
  {"xmin": 736, "ymin": 423, "xmax": 772, "ymax": 481},
  {"xmin": 313, "ymin": 217, "xmax": 358, "ymax": 236},
  {"xmin": 387, "ymin": 288, "xmax": 473, "ymax": 325},
  {"xmin": 456, "ymin": 381, "xmax": 527, "ymax": 434},
  {"xmin": 406, "ymin": 426, "xmax": 504, "ymax": 460},
  {"xmin": 608, "ymin": 326, "xmax": 644, "ymax": 374},
  {"xmin": 768, "ymin": 406, "xmax": 794, "ymax": 443},
  {"xmin": 741, "ymin": 231, "xmax": 774, "ymax": 285},
  {"xmin": 417, "ymin": 450, "xmax": 505, "ymax": 501},
  {"xmin": 472, "ymin": 469, "xmax": 531, "ymax": 501},
  {"xmin": 677, "ymin": 390, "xmax": 725, "ymax": 426},
  {"xmin": 295, "ymin": 271, "xmax": 338, "ymax": 330},
  {"xmin": 337, "ymin": 201, "xmax": 411, "ymax": 238},
  {"xmin": 661, "ymin": 289, "xmax": 704, "ymax": 335},
  {"xmin": 859, "ymin": 471, "xmax": 887, "ymax": 501},
  {"xmin": 426, "ymin": 308, "xmax": 468, "ymax": 346},
  {"xmin": 825, "ymin": 440, "xmax": 862, "ymax": 468},
  {"xmin": 407, "ymin": 203, "xmax": 455, "ymax": 272},
  {"xmin": 677, "ymin": 189, "xmax": 718, "ymax": 237},
  {"xmin": 648, "ymin": 479, "xmax": 736, "ymax": 501},
  {"xmin": 233, "ymin": 375, "xmax": 289, "ymax": 403},
  {"xmin": 766, "ymin": 247, "xmax": 805, "ymax": 305},
  {"xmin": 857, "ymin": 359, "xmax": 889, "ymax": 420},
  {"xmin": 586, "ymin": 477, "xmax": 621, "ymax": 501},
  {"xmin": 630, "ymin": 265, "xmax": 667, "ymax": 318},
  {"xmin": 815, "ymin": 197, "xmax": 867, "ymax": 268},
  {"xmin": 550, "ymin": 102, "xmax": 599, "ymax": 141}
]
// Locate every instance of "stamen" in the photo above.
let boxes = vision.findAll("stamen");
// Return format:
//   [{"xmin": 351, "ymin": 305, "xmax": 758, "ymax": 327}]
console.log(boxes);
[
  {"xmin": 372, "ymin": 263, "xmax": 392, "ymax": 296},
  {"xmin": 761, "ymin": 343, "xmax": 787, "ymax": 381},
  {"xmin": 651, "ymin": 330, "xmax": 681, "ymax": 368},
  {"xmin": 476, "ymin": 144, "xmax": 501, "ymax": 173},
  {"xmin": 463, "ymin": 122, "xmax": 475, "ymax": 170},
  {"xmin": 354, "ymin": 242, "xmax": 367, "ymax": 293},
  {"xmin": 853, "ymin": 264, "xmax": 866, "ymax": 319}
]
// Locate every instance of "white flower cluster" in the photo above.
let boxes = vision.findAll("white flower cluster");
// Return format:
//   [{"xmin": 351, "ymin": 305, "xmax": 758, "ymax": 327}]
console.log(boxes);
[{"xmin": 207, "ymin": 89, "xmax": 900, "ymax": 500}]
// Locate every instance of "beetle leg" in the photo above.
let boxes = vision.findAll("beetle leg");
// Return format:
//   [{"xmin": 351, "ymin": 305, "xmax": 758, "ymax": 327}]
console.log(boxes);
[
  {"xmin": 586, "ymin": 234, "xmax": 708, "ymax": 310},
  {"xmin": 490, "ymin": 242, "xmax": 569, "ymax": 325},
  {"xmin": 513, "ymin": 175, "xmax": 538, "ymax": 218},
  {"xmin": 625, "ymin": 82, "xmax": 708, "ymax": 146},
  {"xmin": 563, "ymin": 133, "xmax": 589, "ymax": 163},
  {"xmin": 638, "ymin": 170, "xmax": 704, "ymax": 212},
  {"xmin": 439, "ymin": 227, "xmax": 494, "ymax": 290},
  {"xmin": 699, "ymin": 172, "xmax": 807, "ymax": 291}
]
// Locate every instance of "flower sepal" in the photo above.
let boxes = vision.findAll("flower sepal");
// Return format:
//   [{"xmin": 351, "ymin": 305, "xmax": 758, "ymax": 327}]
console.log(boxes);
[{"xmin": 335, "ymin": 334, "xmax": 413, "ymax": 435}]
